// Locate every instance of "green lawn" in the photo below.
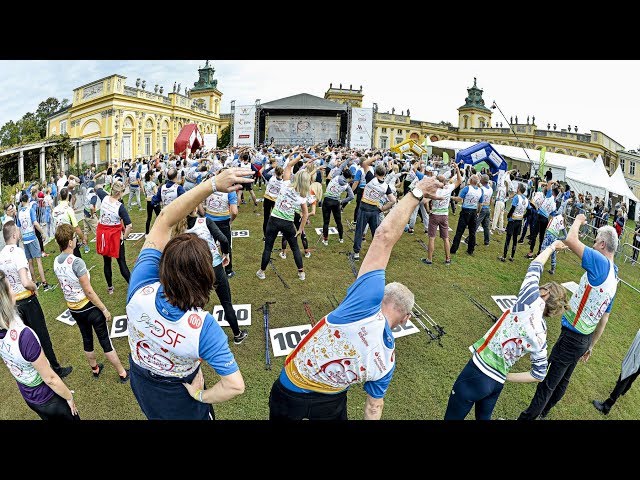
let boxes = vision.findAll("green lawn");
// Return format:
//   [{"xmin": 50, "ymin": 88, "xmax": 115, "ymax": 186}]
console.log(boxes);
[{"xmin": 1, "ymin": 190, "xmax": 639, "ymax": 420}]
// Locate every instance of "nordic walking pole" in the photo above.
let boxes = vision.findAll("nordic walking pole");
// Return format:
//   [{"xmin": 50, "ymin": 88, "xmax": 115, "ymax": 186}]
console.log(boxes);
[
  {"xmin": 411, "ymin": 311, "xmax": 442, "ymax": 346},
  {"xmin": 303, "ymin": 301, "xmax": 317, "ymax": 327},
  {"xmin": 417, "ymin": 239, "xmax": 429, "ymax": 253},
  {"xmin": 261, "ymin": 301, "xmax": 276, "ymax": 370},
  {"xmin": 453, "ymin": 283, "xmax": 499, "ymax": 322},
  {"xmin": 268, "ymin": 258, "xmax": 290, "ymax": 289},
  {"xmin": 414, "ymin": 302, "xmax": 446, "ymax": 336}
]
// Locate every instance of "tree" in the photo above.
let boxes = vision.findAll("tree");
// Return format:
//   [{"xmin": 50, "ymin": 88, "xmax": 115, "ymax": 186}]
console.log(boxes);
[
  {"xmin": 219, "ymin": 125, "xmax": 230, "ymax": 148},
  {"xmin": 0, "ymin": 96, "xmax": 70, "ymax": 148},
  {"xmin": 35, "ymin": 97, "xmax": 69, "ymax": 138}
]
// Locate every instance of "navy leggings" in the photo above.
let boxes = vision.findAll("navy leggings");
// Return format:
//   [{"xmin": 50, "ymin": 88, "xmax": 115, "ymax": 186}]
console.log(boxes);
[{"xmin": 444, "ymin": 359, "xmax": 504, "ymax": 420}]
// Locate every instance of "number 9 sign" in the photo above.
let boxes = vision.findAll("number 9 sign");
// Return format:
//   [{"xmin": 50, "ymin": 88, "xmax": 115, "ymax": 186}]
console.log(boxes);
[{"xmin": 110, "ymin": 315, "xmax": 129, "ymax": 338}]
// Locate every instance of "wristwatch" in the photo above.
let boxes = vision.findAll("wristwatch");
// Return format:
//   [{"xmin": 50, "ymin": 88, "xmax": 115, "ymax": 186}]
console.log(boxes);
[{"xmin": 410, "ymin": 186, "xmax": 424, "ymax": 201}]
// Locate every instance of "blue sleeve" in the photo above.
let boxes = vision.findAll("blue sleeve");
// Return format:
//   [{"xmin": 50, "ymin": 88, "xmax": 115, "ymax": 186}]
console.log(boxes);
[
  {"xmin": 459, "ymin": 186, "xmax": 469, "ymax": 199},
  {"xmin": 416, "ymin": 171, "xmax": 425, "ymax": 180},
  {"xmin": 152, "ymin": 186, "xmax": 162, "ymax": 205},
  {"xmin": 228, "ymin": 191, "xmax": 238, "ymax": 205},
  {"xmin": 30, "ymin": 209, "xmax": 37, "ymax": 223},
  {"xmin": 177, "ymin": 186, "xmax": 185, "ymax": 197},
  {"xmin": 91, "ymin": 196, "xmax": 97, "ymax": 206},
  {"xmin": 118, "ymin": 205, "xmax": 131, "ymax": 225},
  {"xmin": 581, "ymin": 246, "xmax": 611, "ymax": 285},
  {"xmin": 96, "ymin": 188, "xmax": 107, "ymax": 200},
  {"xmin": 15, "ymin": 215, "xmax": 21, "ymax": 227},
  {"xmin": 363, "ymin": 364, "xmax": 396, "ymax": 399},
  {"xmin": 546, "ymin": 189, "xmax": 552, "ymax": 198},
  {"xmin": 127, "ymin": 249, "xmax": 161, "ymax": 302},
  {"xmin": 198, "ymin": 314, "xmax": 239, "ymax": 376},
  {"xmin": 328, "ymin": 270, "xmax": 385, "ymax": 324},
  {"xmin": 353, "ymin": 169, "xmax": 362, "ymax": 181}
]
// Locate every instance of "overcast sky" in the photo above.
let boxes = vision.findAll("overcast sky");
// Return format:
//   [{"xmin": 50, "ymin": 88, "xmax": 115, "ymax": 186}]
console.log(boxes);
[{"xmin": 0, "ymin": 60, "xmax": 638, "ymax": 149}]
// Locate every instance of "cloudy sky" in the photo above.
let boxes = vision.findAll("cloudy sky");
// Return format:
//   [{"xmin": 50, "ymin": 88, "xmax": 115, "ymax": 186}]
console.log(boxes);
[{"xmin": 0, "ymin": 60, "xmax": 638, "ymax": 149}]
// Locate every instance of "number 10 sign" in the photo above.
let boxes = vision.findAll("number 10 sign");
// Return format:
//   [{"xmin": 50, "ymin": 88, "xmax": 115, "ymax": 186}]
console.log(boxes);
[{"xmin": 213, "ymin": 304, "xmax": 252, "ymax": 327}]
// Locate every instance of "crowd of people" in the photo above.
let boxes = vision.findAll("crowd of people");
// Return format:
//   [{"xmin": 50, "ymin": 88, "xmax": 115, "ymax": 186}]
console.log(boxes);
[{"xmin": 0, "ymin": 141, "xmax": 636, "ymax": 421}]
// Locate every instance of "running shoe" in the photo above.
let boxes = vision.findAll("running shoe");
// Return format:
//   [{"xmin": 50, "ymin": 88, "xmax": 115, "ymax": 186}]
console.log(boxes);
[
  {"xmin": 298, "ymin": 271, "xmax": 306, "ymax": 281},
  {"xmin": 421, "ymin": 258, "xmax": 433, "ymax": 265},
  {"xmin": 43, "ymin": 283, "xmax": 55, "ymax": 292},
  {"xmin": 226, "ymin": 271, "xmax": 236, "ymax": 278},
  {"xmin": 304, "ymin": 251, "xmax": 311, "ymax": 258},
  {"xmin": 353, "ymin": 252, "xmax": 360, "ymax": 260},
  {"xmin": 256, "ymin": 270, "xmax": 266, "ymax": 280},
  {"xmin": 322, "ymin": 240, "xmax": 329, "ymax": 246},
  {"xmin": 339, "ymin": 238, "xmax": 344, "ymax": 244},
  {"xmin": 279, "ymin": 251, "xmax": 287, "ymax": 259},
  {"xmin": 108, "ymin": 286, "xmax": 115, "ymax": 295},
  {"xmin": 234, "ymin": 329, "xmax": 249, "ymax": 344},
  {"xmin": 92, "ymin": 363, "xmax": 105, "ymax": 379},
  {"xmin": 84, "ymin": 245, "xmax": 90, "ymax": 254},
  {"xmin": 119, "ymin": 369, "xmax": 130, "ymax": 383}
]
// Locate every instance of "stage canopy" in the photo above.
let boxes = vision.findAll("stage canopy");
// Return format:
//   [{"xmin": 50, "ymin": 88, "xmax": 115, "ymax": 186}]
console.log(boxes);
[
  {"xmin": 174, "ymin": 123, "xmax": 203, "ymax": 157},
  {"xmin": 260, "ymin": 93, "xmax": 347, "ymax": 111}
]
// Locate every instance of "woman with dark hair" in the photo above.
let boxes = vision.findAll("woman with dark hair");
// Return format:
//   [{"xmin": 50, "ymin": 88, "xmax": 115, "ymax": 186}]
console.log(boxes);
[
  {"xmin": 0, "ymin": 269, "xmax": 80, "ymax": 420},
  {"xmin": 94, "ymin": 176, "xmax": 132, "ymax": 295},
  {"xmin": 126, "ymin": 166, "xmax": 253, "ymax": 420},
  {"xmin": 321, "ymin": 161, "xmax": 354, "ymax": 245},
  {"xmin": 143, "ymin": 170, "xmax": 160, "ymax": 235},
  {"xmin": 262, "ymin": 165, "xmax": 284, "ymax": 237}
]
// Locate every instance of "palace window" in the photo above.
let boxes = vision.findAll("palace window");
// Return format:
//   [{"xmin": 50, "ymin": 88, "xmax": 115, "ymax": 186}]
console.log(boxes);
[
  {"xmin": 380, "ymin": 137, "xmax": 388, "ymax": 149},
  {"xmin": 381, "ymin": 127, "xmax": 387, "ymax": 133},
  {"xmin": 162, "ymin": 136, "xmax": 168, "ymax": 153},
  {"xmin": 397, "ymin": 129, "xmax": 403, "ymax": 135},
  {"xmin": 145, "ymin": 135, "xmax": 151, "ymax": 156},
  {"xmin": 631, "ymin": 161, "xmax": 636, "ymax": 176},
  {"xmin": 60, "ymin": 120, "xmax": 67, "ymax": 135},
  {"xmin": 395, "ymin": 137, "xmax": 403, "ymax": 145},
  {"xmin": 620, "ymin": 157, "xmax": 625, "ymax": 172}
]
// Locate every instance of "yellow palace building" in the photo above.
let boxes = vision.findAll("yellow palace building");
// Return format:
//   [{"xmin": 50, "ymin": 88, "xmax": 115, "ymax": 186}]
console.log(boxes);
[{"xmin": 46, "ymin": 61, "xmax": 224, "ymax": 173}]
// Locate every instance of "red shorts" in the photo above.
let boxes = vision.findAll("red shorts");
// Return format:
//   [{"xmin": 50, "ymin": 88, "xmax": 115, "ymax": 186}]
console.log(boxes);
[{"xmin": 96, "ymin": 223, "xmax": 122, "ymax": 258}]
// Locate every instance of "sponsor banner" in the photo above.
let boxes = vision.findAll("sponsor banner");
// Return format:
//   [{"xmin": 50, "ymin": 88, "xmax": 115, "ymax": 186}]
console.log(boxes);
[
  {"xmin": 491, "ymin": 295, "xmax": 518, "ymax": 313},
  {"xmin": 203, "ymin": 133, "xmax": 218, "ymax": 149},
  {"xmin": 267, "ymin": 115, "xmax": 338, "ymax": 146},
  {"xmin": 233, "ymin": 105, "xmax": 256, "ymax": 147},
  {"xmin": 213, "ymin": 304, "xmax": 252, "ymax": 327},
  {"xmin": 349, "ymin": 107, "xmax": 373, "ymax": 150}
]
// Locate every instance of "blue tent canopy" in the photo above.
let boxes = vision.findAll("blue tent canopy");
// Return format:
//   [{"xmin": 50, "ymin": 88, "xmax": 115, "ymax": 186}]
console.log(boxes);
[{"xmin": 455, "ymin": 142, "xmax": 508, "ymax": 177}]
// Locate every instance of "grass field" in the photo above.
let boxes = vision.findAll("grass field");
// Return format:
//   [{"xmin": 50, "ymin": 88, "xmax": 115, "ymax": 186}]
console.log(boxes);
[{"xmin": 1, "ymin": 189, "xmax": 639, "ymax": 420}]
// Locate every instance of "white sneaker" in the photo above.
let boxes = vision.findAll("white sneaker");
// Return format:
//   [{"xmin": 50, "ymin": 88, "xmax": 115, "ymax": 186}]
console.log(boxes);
[
  {"xmin": 256, "ymin": 269, "xmax": 266, "ymax": 280},
  {"xmin": 339, "ymin": 238, "xmax": 344, "ymax": 244},
  {"xmin": 298, "ymin": 271, "xmax": 306, "ymax": 281},
  {"xmin": 304, "ymin": 251, "xmax": 311, "ymax": 258},
  {"xmin": 322, "ymin": 240, "xmax": 329, "ymax": 246},
  {"xmin": 279, "ymin": 251, "xmax": 287, "ymax": 259},
  {"xmin": 353, "ymin": 252, "xmax": 360, "ymax": 260}
]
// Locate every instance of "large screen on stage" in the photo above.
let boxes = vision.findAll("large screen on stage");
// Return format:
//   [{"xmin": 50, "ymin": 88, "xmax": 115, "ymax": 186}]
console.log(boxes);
[{"xmin": 266, "ymin": 115, "xmax": 339, "ymax": 146}]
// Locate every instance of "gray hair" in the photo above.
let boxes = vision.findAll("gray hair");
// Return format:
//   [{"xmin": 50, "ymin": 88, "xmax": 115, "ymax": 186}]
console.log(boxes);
[
  {"xmin": 596, "ymin": 225, "xmax": 618, "ymax": 253},
  {"xmin": 382, "ymin": 282, "xmax": 415, "ymax": 315}
]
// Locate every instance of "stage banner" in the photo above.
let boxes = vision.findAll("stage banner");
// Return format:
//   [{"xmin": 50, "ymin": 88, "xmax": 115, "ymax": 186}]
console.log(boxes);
[
  {"xmin": 349, "ymin": 108, "xmax": 373, "ymax": 150},
  {"xmin": 266, "ymin": 115, "xmax": 338, "ymax": 146},
  {"xmin": 233, "ymin": 105, "xmax": 256, "ymax": 147}
]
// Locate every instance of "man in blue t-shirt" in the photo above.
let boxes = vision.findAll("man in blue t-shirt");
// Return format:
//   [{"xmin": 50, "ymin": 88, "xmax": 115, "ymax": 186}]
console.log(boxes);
[
  {"xmin": 518, "ymin": 214, "xmax": 619, "ymax": 420},
  {"xmin": 268, "ymin": 174, "xmax": 445, "ymax": 420},
  {"xmin": 450, "ymin": 174, "xmax": 482, "ymax": 255}
]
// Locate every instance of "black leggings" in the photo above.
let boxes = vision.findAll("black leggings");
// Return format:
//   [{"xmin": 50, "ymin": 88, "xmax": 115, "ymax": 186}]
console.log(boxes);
[
  {"xmin": 103, "ymin": 240, "xmax": 131, "ymax": 288},
  {"xmin": 353, "ymin": 187, "xmax": 364, "ymax": 223},
  {"xmin": 503, "ymin": 220, "xmax": 522, "ymax": 258},
  {"xmin": 213, "ymin": 263, "xmax": 240, "ymax": 336},
  {"xmin": 35, "ymin": 228, "xmax": 45, "ymax": 252},
  {"xmin": 70, "ymin": 302, "xmax": 113, "ymax": 353},
  {"xmin": 322, "ymin": 198, "xmax": 344, "ymax": 240},
  {"xmin": 263, "ymin": 198, "xmax": 276, "ymax": 237},
  {"xmin": 214, "ymin": 219, "xmax": 233, "ymax": 274},
  {"xmin": 17, "ymin": 296, "xmax": 61, "ymax": 371},
  {"xmin": 26, "ymin": 393, "xmax": 80, "ymax": 421},
  {"xmin": 146, "ymin": 200, "xmax": 161, "ymax": 234},
  {"xmin": 269, "ymin": 378, "xmax": 348, "ymax": 420},
  {"xmin": 261, "ymin": 216, "xmax": 303, "ymax": 271},
  {"xmin": 282, "ymin": 212, "xmax": 308, "ymax": 251},
  {"xmin": 530, "ymin": 214, "xmax": 549, "ymax": 254}
]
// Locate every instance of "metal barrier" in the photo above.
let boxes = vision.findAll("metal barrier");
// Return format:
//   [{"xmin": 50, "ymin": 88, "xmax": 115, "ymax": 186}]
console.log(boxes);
[{"xmin": 620, "ymin": 242, "xmax": 640, "ymax": 265}]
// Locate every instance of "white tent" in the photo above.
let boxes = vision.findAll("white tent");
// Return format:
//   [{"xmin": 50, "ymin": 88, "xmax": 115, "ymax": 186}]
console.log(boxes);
[
  {"xmin": 565, "ymin": 155, "xmax": 611, "ymax": 202},
  {"xmin": 609, "ymin": 164, "xmax": 640, "ymax": 203}
]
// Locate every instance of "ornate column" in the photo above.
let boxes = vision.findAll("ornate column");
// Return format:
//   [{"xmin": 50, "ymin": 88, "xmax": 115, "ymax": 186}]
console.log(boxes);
[
  {"xmin": 60, "ymin": 152, "xmax": 64, "ymax": 175},
  {"xmin": 106, "ymin": 139, "xmax": 111, "ymax": 165},
  {"xmin": 92, "ymin": 141, "xmax": 97, "ymax": 168},
  {"xmin": 75, "ymin": 142, "xmax": 80, "ymax": 174},
  {"xmin": 39, "ymin": 146, "xmax": 46, "ymax": 182},
  {"xmin": 18, "ymin": 149, "xmax": 24, "ymax": 184}
]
